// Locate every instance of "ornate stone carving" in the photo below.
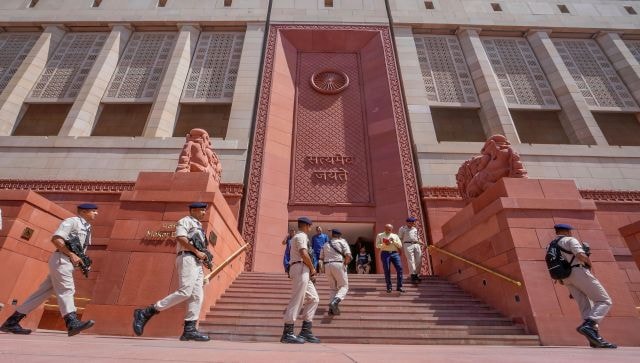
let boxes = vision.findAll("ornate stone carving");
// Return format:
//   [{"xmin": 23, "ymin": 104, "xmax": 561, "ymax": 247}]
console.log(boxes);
[
  {"xmin": 0, "ymin": 33, "xmax": 39, "ymax": 93},
  {"xmin": 481, "ymin": 37, "xmax": 558, "ymax": 108},
  {"xmin": 625, "ymin": 40, "xmax": 640, "ymax": 64},
  {"xmin": 553, "ymin": 39, "xmax": 638, "ymax": 110},
  {"xmin": 175, "ymin": 128, "xmax": 222, "ymax": 183},
  {"xmin": 310, "ymin": 69, "xmax": 349, "ymax": 94},
  {"xmin": 181, "ymin": 32, "xmax": 244, "ymax": 102},
  {"xmin": 456, "ymin": 135, "xmax": 528, "ymax": 200},
  {"xmin": 28, "ymin": 32, "xmax": 107, "ymax": 102},
  {"xmin": 103, "ymin": 32, "xmax": 177, "ymax": 102},
  {"xmin": 413, "ymin": 35, "xmax": 478, "ymax": 106}
]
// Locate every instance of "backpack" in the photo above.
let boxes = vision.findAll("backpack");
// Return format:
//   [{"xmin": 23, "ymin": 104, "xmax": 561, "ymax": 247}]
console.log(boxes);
[{"xmin": 545, "ymin": 236, "xmax": 576, "ymax": 280}]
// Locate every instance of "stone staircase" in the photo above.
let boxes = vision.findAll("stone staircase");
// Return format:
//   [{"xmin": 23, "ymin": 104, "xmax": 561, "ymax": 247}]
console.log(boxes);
[{"xmin": 200, "ymin": 272, "xmax": 540, "ymax": 345}]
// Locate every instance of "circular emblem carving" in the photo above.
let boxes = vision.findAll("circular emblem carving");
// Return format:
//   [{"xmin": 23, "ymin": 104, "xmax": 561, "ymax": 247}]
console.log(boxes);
[{"xmin": 310, "ymin": 69, "xmax": 349, "ymax": 95}]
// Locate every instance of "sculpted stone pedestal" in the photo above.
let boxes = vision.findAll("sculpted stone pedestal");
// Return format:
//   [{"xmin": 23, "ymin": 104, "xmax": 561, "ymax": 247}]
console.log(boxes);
[
  {"xmin": 82, "ymin": 172, "xmax": 246, "ymax": 336},
  {"xmin": 0, "ymin": 190, "xmax": 73, "ymax": 329},
  {"xmin": 434, "ymin": 178, "xmax": 640, "ymax": 346}
]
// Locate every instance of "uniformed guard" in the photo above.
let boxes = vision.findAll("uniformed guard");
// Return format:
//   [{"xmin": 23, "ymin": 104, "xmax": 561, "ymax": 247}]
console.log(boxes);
[
  {"xmin": 281, "ymin": 217, "xmax": 320, "ymax": 344},
  {"xmin": 132, "ymin": 202, "xmax": 212, "ymax": 342},
  {"xmin": 398, "ymin": 217, "xmax": 425, "ymax": 283},
  {"xmin": 554, "ymin": 223, "xmax": 617, "ymax": 348},
  {"xmin": 0, "ymin": 203, "xmax": 98, "ymax": 336},
  {"xmin": 376, "ymin": 224, "xmax": 404, "ymax": 293},
  {"xmin": 319, "ymin": 229, "xmax": 352, "ymax": 315}
]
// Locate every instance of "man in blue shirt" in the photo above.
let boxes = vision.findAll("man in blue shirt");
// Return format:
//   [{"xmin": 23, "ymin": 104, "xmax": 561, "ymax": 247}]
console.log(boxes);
[{"xmin": 311, "ymin": 226, "xmax": 330, "ymax": 270}]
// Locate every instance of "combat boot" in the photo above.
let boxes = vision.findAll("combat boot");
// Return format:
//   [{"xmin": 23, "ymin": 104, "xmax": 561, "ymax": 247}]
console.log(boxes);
[
  {"xmin": 0, "ymin": 311, "xmax": 32, "ymax": 335},
  {"xmin": 64, "ymin": 311, "xmax": 95, "ymax": 337},
  {"xmin": 132, "ymin": 305, "xmax": 158, "ymax": 336},
  {"xmin": 577, "ymin": 319, "xmax": 609, "ymax": 348},
  {"xmin": 329, "ymin": 297, "xmax": 341, "ymax": 315},
  {"xmin": 179, "ymin": 320, "xmax": 210, "ymax": 341},
  {"xmin": 298, "ymin": 320, "xmax": 321, "ymax": 343},
  {"xmin": 280, "ymin": 323, "xmax": 305, "ymax": 344}
]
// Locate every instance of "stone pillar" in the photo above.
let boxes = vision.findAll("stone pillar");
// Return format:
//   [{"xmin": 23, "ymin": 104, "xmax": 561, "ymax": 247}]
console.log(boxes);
[
  {"xmin": 0, "ymin": 25, "xmax": 66, "ymax": 136},
  {"xmin": 596, "ymin": 31, "xmax": 640, "ymax": 107},
  {"xmin": 58, "ymin": 24, "xmax": 132, "ymax": 136},
  {"xmin": 225, "ymin": 22, "xmax": 265, "ymax": 141},
  {"xmin": 142, "ymin": 24, "xmax": 200, "ymax": 137},
  {"xmin": 393, "ymin": 26, "xmax": 438, "ymax": 145},
  {"xmin": 527, "ymin": 30, "xmax": 607, "ymax": 146},
  {"xmin": 456, "ymin": 27, "xmax": 519, "ymax": 143}
]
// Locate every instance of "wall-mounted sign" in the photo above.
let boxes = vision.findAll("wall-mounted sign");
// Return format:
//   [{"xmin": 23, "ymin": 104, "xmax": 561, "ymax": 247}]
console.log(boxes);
[
  {"xmin": 21, "ymin": 227, "xmax": 34, "ymax": 241},
  {"xmin": 144, "ymin": 222, "xmax": 177, "ymax": 241}
]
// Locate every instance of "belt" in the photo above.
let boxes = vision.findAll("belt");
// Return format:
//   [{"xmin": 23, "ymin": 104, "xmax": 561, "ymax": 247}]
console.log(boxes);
[
  {"xmin": 325, "ymin": 261, "xmax": 343, "ymax": 264},
  {"xmin": 177, "ymin": 251, "xmax": 197, "ymax": 258},
  {"xmin": 289, "ymin": 261, "xmax": 302, "ymax": 266},
  {"xmin": 403, "ymin": 241, "xmax": 418, "ymax": 244},
  {"xmin": 381, "ymin": 250, "xmax": 398, "ymax": 254}
]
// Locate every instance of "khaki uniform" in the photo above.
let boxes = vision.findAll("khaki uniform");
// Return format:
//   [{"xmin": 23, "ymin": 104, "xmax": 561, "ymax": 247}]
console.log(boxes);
[
  {"xmin": 320, "ymin": 238, "xmax": 351, "ymax": 301},
  {"xmin": 558, "ymin": 236, "xmax": 612, "ymax": 323},
  {"xmin": 17, "ymin": 216, "xmax": 91, "ymax": 316},
  {"xmin": 283, "ymin": 231, "xmax": 319, "ymax": 324},
  {"xmin": 398, "ymin": 225, "xmax": 422, "ymax": 276},
  {"xmin": 154, "ymin": 216, "xmax": 205, "ymax": 321}
]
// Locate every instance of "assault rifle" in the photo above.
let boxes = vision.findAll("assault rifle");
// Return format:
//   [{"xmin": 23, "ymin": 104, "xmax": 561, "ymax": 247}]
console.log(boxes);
[
  {"xmin": 65, "ymin": 235, "xmax": 92, "ymax": 278},
  {"xmin": 191, "ymin": 233, "xmax": 213, "ymax": 271}
]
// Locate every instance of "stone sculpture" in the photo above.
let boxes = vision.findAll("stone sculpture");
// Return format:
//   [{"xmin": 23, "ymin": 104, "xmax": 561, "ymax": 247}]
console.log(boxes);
[
  {"xmin": 176, "ymin": 128, "xmax": 222, "ymax": 183},
  {"xmin": 456, "ymin": 135, "xmax": 527, "ymax": 200}
]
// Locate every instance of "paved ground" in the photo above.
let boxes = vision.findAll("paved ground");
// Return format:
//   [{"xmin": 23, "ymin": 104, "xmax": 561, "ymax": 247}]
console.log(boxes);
[{"xmin": 1, "ymin": 331, "xmax": 638, "ymax": 363}]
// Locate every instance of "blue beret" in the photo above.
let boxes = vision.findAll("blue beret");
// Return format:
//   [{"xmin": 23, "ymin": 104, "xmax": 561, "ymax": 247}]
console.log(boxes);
[
  {"xmin": 77, "ymin": 203, "xmax": 98, "ymax": 210},
  {"xmin": 297, "ymin": 217, "xmax": 313, "ymax": 225},
  {"xmin": 189, "ymin": 202, "xmax": 208, "ymax": 209},
  {"xmin": 331, "ymin": 229, "xmax": 342, "ymax": 235},
  {"xmin": 554, "ymin": 223, "xmax": 574, "ymax": 230},
  {"xmin": 406, "ymin": 217, "xmax": 417, "ymax": 222}
]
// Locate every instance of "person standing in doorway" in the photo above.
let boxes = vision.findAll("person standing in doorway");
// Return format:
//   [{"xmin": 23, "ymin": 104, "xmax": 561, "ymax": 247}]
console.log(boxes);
[
  {"xmin": 319, "ymin": 229, "xmax": 352, "ymax": 315},
  {"xmin": 1, "ymin": 203, "xmax": 98, "ymax": 336},
  {"xmin": 398, "ymin": 217, "xmax": 425, "ymax": 283},
  {"xmin": 356, "ymin": 246, "xmax": 372, "ymax": 274},
  {"xmin": 376, "ymin": 224, "xmax": 404, "ymax": 293},
  {"xmin": 311, "ymin": 226, "xmax": 329, "ymax": 271},
  {"xmin": 132, "ymin": 202, "xmax": 212, "ymax": 342},
  {"xmin": 281, "ymin": 217, "xmax": 320, "ymax": 344}
]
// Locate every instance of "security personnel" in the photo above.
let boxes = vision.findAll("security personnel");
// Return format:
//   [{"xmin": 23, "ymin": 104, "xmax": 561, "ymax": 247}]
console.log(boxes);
[
  {"xmin": 0, "ymin": 203, "xmax": 98, "ymax": 336},
  {"xmin": 281, "ymin": 217, "xmax": 320, "ymax": 344},
  {"xmin": 132, "ymin": 202, "xmax": 211, "ymax": 342},
  {"xmin": 376, "ymin": 224, "xmax": 404, "ymax": 293},
  {"xmin": 319, "ymin": 229, "xmax": 352, "ymax": 315},
  {"xmin": 554, "ymin": 223, "xmax": 616, "ymax": 349},
  {"xmin": 398, "ymin": 217, "xmax": 425, "ymax": 283}
]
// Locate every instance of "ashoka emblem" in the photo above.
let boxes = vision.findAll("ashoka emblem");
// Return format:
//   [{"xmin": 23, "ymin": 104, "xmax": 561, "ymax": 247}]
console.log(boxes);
[{"xmin": 310, "ymin": 69, "xmax": 349, "ymax": 95}]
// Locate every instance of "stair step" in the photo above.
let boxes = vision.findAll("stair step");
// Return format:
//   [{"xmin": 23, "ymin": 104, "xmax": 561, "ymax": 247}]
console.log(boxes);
[
  {"xmin": 208, "ymin": 307, "xmax": 499, "ymax": 317},
  {"xmin": 204, "ymin": 316, "xmax": 515, "ymax": 327},
  {"xmin": 201, "ymin": 323, "xmax": 525, "ymax": 334}
]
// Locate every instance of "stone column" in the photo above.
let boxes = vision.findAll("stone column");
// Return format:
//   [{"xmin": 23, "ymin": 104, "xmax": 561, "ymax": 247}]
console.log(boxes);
[
  {"xmin": 58, "ymin": 24, "xmax": 132, "ymax": 136},
  {"xmin": 142, "ymin": 24, "xmax": 200, "ymax": 137},
  {"xmin": 0, "ymin": 25, "xmax": 66, "ymax": 136},
  {"xmin": 456, "ymin": 27, "xmax": 519, "ymax": 143},
  {"xmin": 225, "ymin": 22, "xmax": 265, "ymax": 141},
  {"xmin": 596, "ymin": 31, "xmax": 640, "ymax": 107},
  {"xmin": 393, "ymin": 26, "xmax": 438, "ymax": 145},
  {"xmin": 526, "ymin": 30, "xmax": 607, "ymax": 146}
]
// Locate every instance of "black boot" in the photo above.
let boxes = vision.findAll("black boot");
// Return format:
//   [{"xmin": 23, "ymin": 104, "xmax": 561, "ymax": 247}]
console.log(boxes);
[
  {"xmin": 132, "ymin": 305, "xmax": 158, "ymax": 336},
  {"xmin": 64, "ymin": 311, "xmax": 94, "ymax": 337},
  {"xmin": 329, "ymin": 297, "xmax": 341, "ymax": 316},
  {"xmin": 298, "ymin": 320, "xmax": 320, "ymax": 343},
  {"xmin": 280, "ymin": 323, "xmax": 305, "ymax": 344},
  {"xmin": 0, "ymin": 311, "xmax": 32, "ymax": 335},
  {"xmin": 577, "ymin": 319, "xmax": 616, "ymax": 348},
  {"xmin": 179, "ymin": 320, "xmax": 210, "ymax": 342}
]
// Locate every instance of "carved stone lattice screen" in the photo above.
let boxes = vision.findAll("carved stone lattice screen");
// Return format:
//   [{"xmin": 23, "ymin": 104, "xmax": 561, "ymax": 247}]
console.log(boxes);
[
  {"xmin": 27, "ymin": 33, "xmax": 108, "ymax": 102},
  {"xmin": 181, "ymin": 32, "xmax": 244, "ymax": 103},
  {"xmin": 0, "ymin": 33, "xmax": 39, "ymax": 93},
  {"xmin": 482, "ymin": 37, "xmax": 559, "ymax": 109},
  {"xmin": 290, "ymin": 52, "xmax": 372, "ymax": 205},
  {"xmin": 103, "ymin": 32, "xmax": 177, "ymax": 102},
  {"xmin": 553, "ymin": 39, "xmax": 638, "ymax": 111},
  {"xmin": 413, "ymin": 35, "xmax": 478, "ymax": 107},
  {"xmin": 625, "ymin": 40, "xmax": 640, "ymax": 64}
]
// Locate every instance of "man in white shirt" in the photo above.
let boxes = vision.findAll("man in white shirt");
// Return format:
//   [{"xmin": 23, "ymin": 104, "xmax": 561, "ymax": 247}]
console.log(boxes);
[
  {"xmin": 554, "ymin": 223, "xmax": 616, "ymax": 349},
  {"xmin": 398, "ymin": 217, "xmax": 425, "ymax": 283},
  {"xmin": 319, "ymin": 229, "xmax": 352, "ymax": 315}
]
